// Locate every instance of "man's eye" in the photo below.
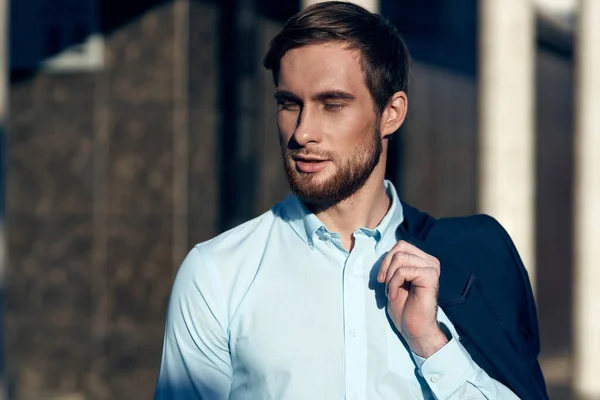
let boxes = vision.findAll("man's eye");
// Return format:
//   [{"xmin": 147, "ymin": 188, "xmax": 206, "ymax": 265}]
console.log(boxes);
[
  {"xmin": 278, "ymin": 101, "xmax": 300, "ymax": 111},
  {"xmin": 324, "ymin": 103, "xmax": 344, "ymax": 111}
]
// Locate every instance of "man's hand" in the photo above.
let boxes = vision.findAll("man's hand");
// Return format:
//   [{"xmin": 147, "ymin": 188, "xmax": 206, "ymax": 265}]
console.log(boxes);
[{"xmin": 377, "ymin": 240, "xmax": 448, "ymax": 358}]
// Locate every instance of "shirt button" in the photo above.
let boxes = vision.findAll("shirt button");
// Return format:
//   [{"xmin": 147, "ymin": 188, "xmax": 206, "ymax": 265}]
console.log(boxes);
[
  {"xmin": 349, "ymin": 328, "xmax": 357, "ymax": 337},
  {"xmin": 351, "ymin": 395, "xmax": 359, "ymax": 400},
  {"xmin": 430, "ymin": 374, "xmax": 441, "ymax": 383}
]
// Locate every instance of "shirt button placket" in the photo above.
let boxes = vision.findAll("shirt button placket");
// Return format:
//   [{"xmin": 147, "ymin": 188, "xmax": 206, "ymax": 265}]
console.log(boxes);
[{"xmin": 342, "ymin": 235, "xmax": 367, "ymax": 400}]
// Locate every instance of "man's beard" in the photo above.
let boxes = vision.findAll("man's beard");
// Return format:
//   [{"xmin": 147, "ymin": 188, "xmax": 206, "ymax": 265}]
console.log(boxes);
[{"xmin": 280, "ymin": 126, "xmax": 383, "ymax": 211}]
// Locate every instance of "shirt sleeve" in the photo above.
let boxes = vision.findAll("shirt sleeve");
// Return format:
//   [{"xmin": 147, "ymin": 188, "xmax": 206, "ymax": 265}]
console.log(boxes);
[
  {"xmin": 154, "ymin": 247, "xmax": 232, "ymax": 400},
  {"xmin": 412, "ymin": 337, "xmax": 519, "ymax": 400}
]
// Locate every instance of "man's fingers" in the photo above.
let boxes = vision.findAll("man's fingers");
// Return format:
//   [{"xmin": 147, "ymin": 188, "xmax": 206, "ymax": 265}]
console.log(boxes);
[
  {"xmin": 378, "ymin": 245, "xmax": 418, "ymax": 283},
  {"xmin": 384, "ymin": 252, "xmax": 421, "ymax": 284},
  {"xmin": 396, "ymin": 240, "xmax": 431, "ymax": 260},
  {"xmin": 387, "ymin": 266, "xmax": 438, "ymax": 301},
  {"xmin": 379, "ymin": 250, "xmax": 413, "ymax": 283},
  {"xmin": 378, "ymin": 250, "xmax": 438, "ymax": 286},
  {"xmin": 386, "ymin": 268, "xmax": 407, "ymax": 301},
  {"xmin": 377, "ymin": 241, "xmax": 440, "ymax": 283}
]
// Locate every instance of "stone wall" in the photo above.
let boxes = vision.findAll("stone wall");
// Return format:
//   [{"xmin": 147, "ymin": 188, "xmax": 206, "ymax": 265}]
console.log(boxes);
[{"xmin": 7, "ymin": 1, "xmax": 222, "ymax": 398}]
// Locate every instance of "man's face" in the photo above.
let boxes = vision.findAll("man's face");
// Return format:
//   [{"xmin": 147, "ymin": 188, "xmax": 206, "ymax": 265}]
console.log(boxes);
[{"xmin": 276, "ymin": 43, "xmax": 383, "ymax": 208}]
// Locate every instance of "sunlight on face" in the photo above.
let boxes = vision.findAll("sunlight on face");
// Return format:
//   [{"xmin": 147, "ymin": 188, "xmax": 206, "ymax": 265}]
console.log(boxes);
[{"xmin": 276, "ymin": 43, "xmax": 383, "ymax": 208}]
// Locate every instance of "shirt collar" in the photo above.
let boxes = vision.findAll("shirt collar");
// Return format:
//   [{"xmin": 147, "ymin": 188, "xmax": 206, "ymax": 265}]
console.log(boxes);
[{"xmin": 280, "ymin": 180, "xmax": 404, "ymax": 248}]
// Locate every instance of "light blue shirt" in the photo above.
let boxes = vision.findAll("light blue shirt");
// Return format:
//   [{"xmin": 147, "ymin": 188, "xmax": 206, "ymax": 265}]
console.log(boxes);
[{"xmin": 155, "ymin": 181, "xmax": 518, "ymax": 399}]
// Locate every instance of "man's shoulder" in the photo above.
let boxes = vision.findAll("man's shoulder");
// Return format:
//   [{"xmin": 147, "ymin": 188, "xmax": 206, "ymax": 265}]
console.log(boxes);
[
  {"xmin": 401, "ymin": 199, "xmax": 505, "ymax": 245},
  {"xmin": 409, "ymin": 208, "xmax": 521, "ymax": 274},
  {"xmin": 433, "ymin": 213, "xmax": 505, "ymax": 241},
  {"xmin": 194, "ymin": 207, "xmax": 281, "ymax": 264},
  {"xmin": 400, "ymin": 201, "xmax": 503, "ymax": 243},
  {"xmin": 172, "ymin": 208, "xmax": 277, "ymax": 293},
  {"xmin": 433, "ymin": 213, "xmax": 521, "ymax": 262},
  {"xmin": 171, "ymin": 202, "xmax": 292, "ymax": 317},
  {"xmin": 430, "ymin": 213, "xmax": 516, "ymax": 257}
]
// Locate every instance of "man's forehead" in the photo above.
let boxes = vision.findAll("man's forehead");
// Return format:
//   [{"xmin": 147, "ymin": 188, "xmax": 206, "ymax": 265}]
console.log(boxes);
[{"xmin": 278, "ymin": 44, "xmax": 365, "ymax": 94}]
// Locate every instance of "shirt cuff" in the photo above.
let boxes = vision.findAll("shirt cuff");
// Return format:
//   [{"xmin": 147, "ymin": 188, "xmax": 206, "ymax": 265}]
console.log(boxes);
[{"xmin": 412, "ymin": 337, "xmax": 480, "ymax": 399}]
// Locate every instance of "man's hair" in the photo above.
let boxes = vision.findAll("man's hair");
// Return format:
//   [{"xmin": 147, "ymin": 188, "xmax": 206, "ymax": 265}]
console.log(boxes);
[{"xmin": 263, "ymin": 1, "xmax": 410, "ymax": 116}]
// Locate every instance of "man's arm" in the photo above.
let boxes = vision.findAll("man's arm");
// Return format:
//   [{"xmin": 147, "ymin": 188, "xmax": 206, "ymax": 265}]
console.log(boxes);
[
  {"xmin": 154, "ymin": 247, "xmax": 232, "ymax": 400},
  {"xmin": 379, "ymin": 241, "xmax": 520, "ymax": 399},
  {"xmin": 411, "ymin": 326, "xmax": 519, "ymax": 399}
]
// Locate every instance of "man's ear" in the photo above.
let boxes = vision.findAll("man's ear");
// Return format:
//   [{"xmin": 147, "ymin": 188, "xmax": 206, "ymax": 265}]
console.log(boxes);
[{"xmin": 380, "ymin": 91, "xmax": 408, "ymax": 138}]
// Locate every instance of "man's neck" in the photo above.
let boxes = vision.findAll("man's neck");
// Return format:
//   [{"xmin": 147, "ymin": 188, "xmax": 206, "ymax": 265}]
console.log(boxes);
[{"xmin": 311, "ymin": 175, "xmax": 391, "ymax": 252}]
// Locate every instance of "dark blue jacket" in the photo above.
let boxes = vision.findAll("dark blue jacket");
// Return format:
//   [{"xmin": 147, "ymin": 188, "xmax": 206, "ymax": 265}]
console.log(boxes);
[{"xmin": 399, "ymin": 201, "xmax": 549, "ymax": 400}]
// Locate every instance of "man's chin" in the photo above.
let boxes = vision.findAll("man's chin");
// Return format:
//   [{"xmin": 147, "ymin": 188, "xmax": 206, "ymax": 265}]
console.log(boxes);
[
  {"xmin": 289, "ymin": 180, "xmax": 341, "ymax": 206},
  {"xmin": 291, "ymin": 184, "xmax": 326, "ymax": 198}
]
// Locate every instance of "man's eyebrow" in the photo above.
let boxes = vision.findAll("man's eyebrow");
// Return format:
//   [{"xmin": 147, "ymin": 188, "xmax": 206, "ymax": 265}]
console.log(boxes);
[
  {"xmin": 313, "ymin": 90, "xmax": 356, "ymax": 101},
  {"xmin": 273, "ymin": 90, "xmax": 302, "ymax": 103}
]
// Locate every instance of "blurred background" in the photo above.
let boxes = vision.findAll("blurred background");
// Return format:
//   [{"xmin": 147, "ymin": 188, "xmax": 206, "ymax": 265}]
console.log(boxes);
[{"xmin": 1, "ymin": 0, "xmax": 599, "ymax": 398}]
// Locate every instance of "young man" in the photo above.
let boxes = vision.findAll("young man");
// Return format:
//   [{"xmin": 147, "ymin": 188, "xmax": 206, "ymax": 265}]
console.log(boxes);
[{"xmin": 155, "ymin": 2, "xmax": 548, "ymax": 399}]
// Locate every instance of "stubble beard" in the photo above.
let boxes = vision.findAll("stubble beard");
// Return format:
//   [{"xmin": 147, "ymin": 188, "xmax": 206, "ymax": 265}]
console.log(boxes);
[{"xmin": 280, "ymin": 126, "xmax": 383, "ymax": 211}]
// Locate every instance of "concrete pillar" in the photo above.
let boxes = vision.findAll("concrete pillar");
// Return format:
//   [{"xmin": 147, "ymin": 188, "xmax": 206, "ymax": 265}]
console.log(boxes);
[
  {"xmin": 302, "ymin": 0, "xmax": 378, "ymax": 12},
  {"xmin": 573, "ymin": 0, "xmax": 600, "ymax": 396},
  {"xmin": 478, "ymin": 0, "xmax": 536, "ymax": 290}
]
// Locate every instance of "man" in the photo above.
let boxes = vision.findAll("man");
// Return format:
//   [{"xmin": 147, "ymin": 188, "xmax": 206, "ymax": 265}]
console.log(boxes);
[{"xmin": 155, "ymin": 2, "xmax": 548, "ymax": 399}]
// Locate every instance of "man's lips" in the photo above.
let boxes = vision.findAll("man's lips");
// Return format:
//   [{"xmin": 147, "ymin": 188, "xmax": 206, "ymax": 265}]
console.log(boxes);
[{"xmin": 293, "ymin": 157, "xmax": 330, "ymax": 173}]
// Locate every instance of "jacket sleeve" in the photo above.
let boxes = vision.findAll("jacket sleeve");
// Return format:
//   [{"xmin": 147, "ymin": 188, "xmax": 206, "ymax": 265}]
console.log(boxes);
[{"xmin": 487, "ymin": 216, "xmax": 549, "ymax": 399}]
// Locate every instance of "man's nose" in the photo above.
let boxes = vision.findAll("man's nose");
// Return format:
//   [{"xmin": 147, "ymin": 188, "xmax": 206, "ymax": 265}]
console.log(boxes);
[{"xmin": 293, "ymin": 107, "xmax": 322, "ymax": 147}]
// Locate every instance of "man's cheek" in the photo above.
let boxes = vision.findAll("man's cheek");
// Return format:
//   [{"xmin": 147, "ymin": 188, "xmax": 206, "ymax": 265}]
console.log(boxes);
[{"xmin": 277, "ymin": 114, "xmax": 296, "ymax": 135}]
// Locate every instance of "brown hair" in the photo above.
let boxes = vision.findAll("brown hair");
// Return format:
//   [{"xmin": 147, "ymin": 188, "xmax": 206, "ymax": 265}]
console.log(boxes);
[{"xmin": 263, "ymin": 1, "xmax": 410, "ymax": 116}]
